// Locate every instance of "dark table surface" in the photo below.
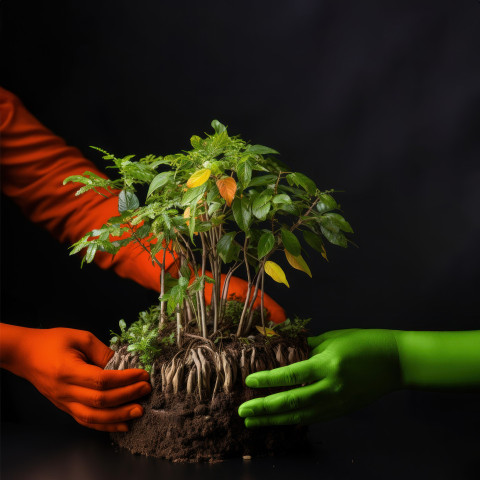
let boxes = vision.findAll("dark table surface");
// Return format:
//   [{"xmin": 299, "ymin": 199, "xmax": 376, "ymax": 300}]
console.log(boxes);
[{"xmin": 2, "ymin": 389, "xmax": 479, "ymax": 480}]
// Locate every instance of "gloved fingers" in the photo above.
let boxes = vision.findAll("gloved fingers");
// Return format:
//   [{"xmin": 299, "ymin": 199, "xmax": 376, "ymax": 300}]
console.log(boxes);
[
  {"xmin": 308, "ymin": 329, "xmax": 361, "ymax": 353},
  {"xmin": 239, "ymin": 381, "xmax": 327, "ymax": 418},
  {"xmin": 74, "ymin": 418, "xmax": 130, "ymax": 432},
  {"xmin": 65, "ymin": 363, "xmax": 150, "ymax": 390},
  {"xmin": 243, "ymin": 405, "xmax": 321, "ymax": 427},
  {"xmin": 308, "ymin": 329, "xmax": 362, "ymax": 346},
  {"xmin": 245, "ymin": 358, "xmax": 319, "ymax": 388},
  {"xmin": 67, "ymin": 401, "xmax": 144, "ymax": 426},
  {"xmin": 61, "ymin": 381, "xmax": 152, "ymax": 408}
]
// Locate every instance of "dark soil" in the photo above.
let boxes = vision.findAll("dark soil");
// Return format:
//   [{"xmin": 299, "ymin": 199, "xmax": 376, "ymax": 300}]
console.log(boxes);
[
  {"xmin": 111, "ymin": 388, "xmax": 309, "ymax": 463},
  {"xmin": 109, "ymin": 335, "xmax": 310, "ymax": 462}
]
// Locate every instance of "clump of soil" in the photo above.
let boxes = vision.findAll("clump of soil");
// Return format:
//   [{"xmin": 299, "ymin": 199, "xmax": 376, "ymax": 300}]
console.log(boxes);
[{"xmin": 107, "ymin": 335, "xmax": 310, "ymax": 462}]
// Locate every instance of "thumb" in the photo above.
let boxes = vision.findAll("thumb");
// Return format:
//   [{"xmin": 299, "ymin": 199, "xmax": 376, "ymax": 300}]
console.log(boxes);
[{"xmin": 76, "ymin": 332, "xmax": 114, "ymax": 368}]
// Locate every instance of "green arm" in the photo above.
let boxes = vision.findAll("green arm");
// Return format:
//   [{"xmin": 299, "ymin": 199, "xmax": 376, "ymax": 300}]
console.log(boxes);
[
  {"xmin": 396, "ymin": 330, "xmax": 480, "ymax": 390},
  {"xmin": 238, "ymin": 329, "xmax": 480, "ymax": 427}
]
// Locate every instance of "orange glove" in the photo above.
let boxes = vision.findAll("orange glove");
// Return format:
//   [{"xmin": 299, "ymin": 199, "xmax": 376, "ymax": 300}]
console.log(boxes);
[
  {"xmin": 0, "ymin": 87, "xmax": 285, "ymax": 321},
  {"xmin": 0, "ymin": 323, "xmax": 151, "ymax": 432}
]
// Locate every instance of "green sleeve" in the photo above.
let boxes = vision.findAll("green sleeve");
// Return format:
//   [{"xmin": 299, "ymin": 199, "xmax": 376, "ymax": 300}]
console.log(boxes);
[{"xmin": 394, "ymin": 330, "xmax": 480, "ymax": 390}]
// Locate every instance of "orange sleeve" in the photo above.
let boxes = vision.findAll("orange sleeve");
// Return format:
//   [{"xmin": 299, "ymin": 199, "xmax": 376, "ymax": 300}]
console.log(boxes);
[{"xmin": 0, "ymin": 86, "xmax": 165, "ymax": 292}]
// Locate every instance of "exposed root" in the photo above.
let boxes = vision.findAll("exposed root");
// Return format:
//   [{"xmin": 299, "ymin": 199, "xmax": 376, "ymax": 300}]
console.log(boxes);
[{"xmin": 110, "ymin": 338, "xmax": 308, "ymax": 401}]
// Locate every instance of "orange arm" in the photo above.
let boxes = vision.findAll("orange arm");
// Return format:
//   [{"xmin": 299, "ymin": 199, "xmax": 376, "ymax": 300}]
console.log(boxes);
[
  {"xmin": 0, "ymin": 87, "xmax": 285, "ymax": 322},
  {"xmin": 0, "ymin": 86, "xmax": 168, "ymax": 292}
]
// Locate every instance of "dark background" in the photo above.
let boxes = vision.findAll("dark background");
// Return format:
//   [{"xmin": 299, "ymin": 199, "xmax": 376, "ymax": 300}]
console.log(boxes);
[{"xmin": 1, "ymin": 1, "xmax": 480, "ymax": 478}]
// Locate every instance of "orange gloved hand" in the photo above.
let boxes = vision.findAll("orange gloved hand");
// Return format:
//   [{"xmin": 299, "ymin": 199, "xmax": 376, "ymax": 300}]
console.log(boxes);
[
  {"xmin": 0, "ymin": 323, "xmax": 151, "ymax": 432},
  {"xmin": 203, "ymin": 274, "xmax": 286, "ymax": 324}
]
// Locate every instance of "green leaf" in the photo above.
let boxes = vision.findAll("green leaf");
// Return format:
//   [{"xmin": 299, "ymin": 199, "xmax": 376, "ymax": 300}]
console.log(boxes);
[
  {"xmin": 85, "ymin": 243, "xmax": 98, "ymax": 263},
  {"xmin": 178, "ymin": 276, "xmax": 189, "ymax": 288},
  {"xmin": 63, "ymin": 174, "xmax": 90, "ymax": 186},
  {"xmin": 257, "ymin": 231, "xmax": 275, "ymax": 259},
  {"xmin": 211, "ymin": 119, "xmax": 226, "ymax": 134},
  {"xmin": 118, "ymin": 190, "xmax": 139, "ymax": 212},
  {"xmin": 119, "ymin": 319, "xmax": 127, "ymax": 332},
  {"xmin": 135, "ymin": 223, "xmax": 151, "ymax": 239},
  {"xmin": 237, "ymin": 158, "xmax": 253, "ymax": 188},
  {"xmin": 286, "ymin": 172, "xmax": 316, "ymax": 195},
  {"xmin": 208, "ymin": 202, "xmax": 222, "ymax": 216},
  {"xmin": 232, "ymin": 197, "xmax": 251, "ymax": 232},
  {"xmin": 320, "ymin": 226, "xmax": 348, "ymax": 248},
  {"xmin": 281, "ymin": 228, "xmax": 301, "ymax": 256},
  {"xmin": 206, "ymin": 183, "xmax": 221, "ymax": 203},
  {"xmin": 247, "ymin": 175, "xmax": 277, "ymax": 188},
  {"xmin": 190, "ymin": 135, "xmax": 203, "ymax": 149},
  {"xmin": 182, "ymin": 183, "xmax": 207, "ymax": 206},
  {"xmin": 276, "ymin": 203, "xmax": 300, "ymax": 216},
  {"xmin": 320, "ymin": 212, "xmax": 354, "ymax": 233},
  {"xmin": 189, "ymin": 203, "xmax": 198, "ymax": 240},
  {"xmin": 188, "ymin": 276, "xmax": 204, "ymax": 293},
  {"xmin": 252, "ymin": 191, "xmax": 272, "ymax": 220},
  {"xmin": 316, "ymin": 193, "xmax": 338, "ymax": 214},
  {"xmin": 217, "ymin": 232, "xmax": 239, "ymax": 263},
  {"xmin": 180, "ymin": 263, "xmax": 191, "ymax": 280},
  {"xmin": 272, "ymin": 194, "xmax": 291, "ymax": 205},
  {"xmin": 303, "ymin": 230, "xmax": 324, "ymax": 253},
  {"xmin": 147, "ymin": 172, "xmax": 172, "ymax": 198},
  {"xmin": 245, "ymin": 145, "xmax": 279, "ymax": 155}
]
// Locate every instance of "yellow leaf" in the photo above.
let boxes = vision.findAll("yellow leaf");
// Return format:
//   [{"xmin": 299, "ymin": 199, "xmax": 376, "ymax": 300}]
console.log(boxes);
[
  {"xmin": 186, "ymin": 168, "xmax": 211, "ymax": 188},
  {"xmin": 264, "ymin": 261, "xmax": 289, "ymax": 287},
  {"xmin": 321, "ymin": 245, "xmax": 329, "ymax": 262},
  {"xmin": 255, "ymin": 325, "xmax": 279, "ymax": 337},
  {"xmin": 216, "ymin": 177, "xmax": 237, "ymax": 207},
  {"xmin": 285, "ymin": 250, "xmax": 312, "ymax": 278}
]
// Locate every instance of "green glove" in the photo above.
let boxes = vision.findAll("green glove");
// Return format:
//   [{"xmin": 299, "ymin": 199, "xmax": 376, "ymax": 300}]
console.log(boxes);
[
  {"xmin": 238, "ymin": 328, "xmax": 480, "ymax": 427},
  {"xmin": 395, "ymin": 329, "xmax": 480, "ymax": 390}
]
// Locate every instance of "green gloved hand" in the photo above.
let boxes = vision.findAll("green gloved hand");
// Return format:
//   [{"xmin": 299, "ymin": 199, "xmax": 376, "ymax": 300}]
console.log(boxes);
[
  {"xmin": 238, "ymin": 328, "xmax": 480, "ymax": 427},
  {"xmin": 238, "ymin": 329, "xmax": 401, "ymax": 427}
]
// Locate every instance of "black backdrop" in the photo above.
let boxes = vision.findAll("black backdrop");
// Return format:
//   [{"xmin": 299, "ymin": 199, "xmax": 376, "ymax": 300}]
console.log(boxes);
[{"xmin": 1, "ymin": 0, "xmax": 480, "ymax": 476}]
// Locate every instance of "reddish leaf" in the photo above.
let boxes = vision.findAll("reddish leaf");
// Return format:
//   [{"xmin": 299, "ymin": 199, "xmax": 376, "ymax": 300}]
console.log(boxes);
[{"xmin": 216, "ymin": 177, "xmax": 237, "ymax": 207}]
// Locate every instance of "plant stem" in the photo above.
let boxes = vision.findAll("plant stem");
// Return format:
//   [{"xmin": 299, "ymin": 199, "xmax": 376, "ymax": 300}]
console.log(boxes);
[
  {"xmin": 245, "ymin": 265, "xmax": 263, "ymax": 333},
  {"xmin": 260, "ymin": 267, "xmax": 266, "ymax": 334},
  {"xmin": 184, "ymin": 298, "xmax": 193, "ymax": 327},
  {"xmin": 159, "ymin": 248, "xmax": 166, "ymax": 328},
  {"xmin": 176, "ymin": 306, "xmax": 182, "ymax": 347},
  {"xmin": 219, "ymin": 261, "xmax": 242, "ymax": 320},
  {"xmin": 130, "ymin": 228, "xmax": 163, "ymax": 269},
  {"xmin": 199, "ymin": 233, "xmax": 208, "ymax": 338},
  {"xmin": 236, "ymin": 238, "xmax": 252, "ymax": 337},
  {"xmin": 290, "ymin": 197, "xmax": 320, "ymax": 232}
]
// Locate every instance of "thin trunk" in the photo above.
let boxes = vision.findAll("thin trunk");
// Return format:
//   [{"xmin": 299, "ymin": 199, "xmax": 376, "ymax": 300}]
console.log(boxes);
[
  {"xmin": 212, "ymin": 262, "xmax": 219, "ymax": 333},
  {"xmin": 260, "ymin": 267, "xmax": 266, "ymax": 334},
  {"xmin": 214, "ymin": 227, "xmax": 222, "ymax": 331},
  {"xmin": 176, "ymin": 306, "xmax": 182, "ymax": 347},
  {"xmin": 199, "ymin": 233, "xmax": 208, "ymax": 338},
  {"xmin": 159, "ymin": 248, "xmax": 166, "ymax": 329},
  {"xmin": 245, "ymin": 267, "xmax": 263, "ymax": 333},
  {"xmin": 185, "ymin": 298, "xmax": 193, "ymax": 327},
  {"xmin": 219, "ymin": 261, "xmax": 242, "ymax": 321},
  {"xmin": 236, "ymin": 238, "xmax": 252, "ymax": 337}
]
